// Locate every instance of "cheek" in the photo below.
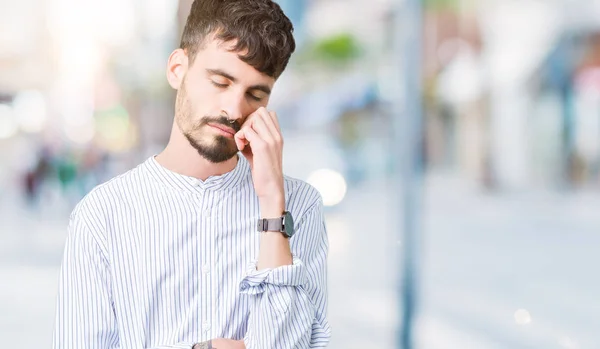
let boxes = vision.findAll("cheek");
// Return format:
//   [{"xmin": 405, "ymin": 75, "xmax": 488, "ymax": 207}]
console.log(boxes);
[
  {"xmin": 176, "ymin": 94, "xmax": 193, "ymax": 122},
  {"xmin": 186, "ymin": 83, "xmax": 219, "ymax": 116}
]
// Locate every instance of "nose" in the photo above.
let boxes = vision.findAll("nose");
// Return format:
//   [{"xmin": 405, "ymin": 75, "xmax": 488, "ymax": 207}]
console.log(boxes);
[{"xmin": 220, "ymin": 89, "xmax": 248, "ymax": 123}]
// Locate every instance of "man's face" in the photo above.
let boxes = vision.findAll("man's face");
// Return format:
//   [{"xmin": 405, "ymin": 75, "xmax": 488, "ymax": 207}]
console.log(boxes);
[{"xmin": 173, "ymin": 38, "xmax": 275, "ymax": 163}]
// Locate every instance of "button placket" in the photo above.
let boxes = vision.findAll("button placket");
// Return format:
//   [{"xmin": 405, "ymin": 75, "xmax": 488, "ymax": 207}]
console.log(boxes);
[
  {"xmin": 208, "ymin": 192, "xmax": 221, "ymax": 339},
  {"xmin": 203, "ymin": 192, "xmax": 217, "ymax": 340},
  {"xmin": 197, "ymin": 190, "xmax": 212, "ymax": 342}
]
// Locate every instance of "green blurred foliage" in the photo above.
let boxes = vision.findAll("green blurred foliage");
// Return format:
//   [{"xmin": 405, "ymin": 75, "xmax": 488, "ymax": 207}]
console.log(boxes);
[
  {"xmin": 297, "ymin": 33, "xmax": 362, "ymax": 67},
  {"xmin": 424, "ymin": 0, "xmax": 465, "ymax": 11}
]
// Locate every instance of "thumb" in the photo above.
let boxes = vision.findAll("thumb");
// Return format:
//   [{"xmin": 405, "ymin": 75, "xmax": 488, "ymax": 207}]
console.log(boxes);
[
  {"xmin": 234, "ymin": 130, "xmax": 248, "ymax": 151},
  {"xmin": 240, "ymin": 144, "xmax": 253, "ymax": 168}
]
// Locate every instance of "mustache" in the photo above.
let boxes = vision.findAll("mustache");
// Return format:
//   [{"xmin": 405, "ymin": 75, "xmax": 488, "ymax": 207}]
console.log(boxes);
[{"xmin": 200, "ymin": 116, "xmax": 241, "ymax": 133}]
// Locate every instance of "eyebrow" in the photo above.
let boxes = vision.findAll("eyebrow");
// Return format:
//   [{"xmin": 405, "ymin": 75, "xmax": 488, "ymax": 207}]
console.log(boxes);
[{"xmin": 206, "ymin": 68, "xmax": 272, "ymax": 95}]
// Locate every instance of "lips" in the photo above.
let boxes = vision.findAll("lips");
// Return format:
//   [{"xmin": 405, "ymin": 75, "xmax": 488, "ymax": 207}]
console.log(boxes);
[{"xmin": 208, "ymin": 123, "xmax": 236, "ymax": 136}]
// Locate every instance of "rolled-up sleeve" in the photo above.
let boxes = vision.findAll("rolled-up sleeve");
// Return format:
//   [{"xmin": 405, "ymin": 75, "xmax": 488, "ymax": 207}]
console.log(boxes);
[{"xmin": 240, "ymin": 201, "xmax": 331, "ymax": 348}]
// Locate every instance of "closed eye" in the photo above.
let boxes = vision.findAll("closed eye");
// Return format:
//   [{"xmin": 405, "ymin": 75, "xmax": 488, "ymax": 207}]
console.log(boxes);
[
  {"xmin": 211, "ymin": 81, "xmax": 228, "ymax": 88},
  {"xmin": 211, "ymin": 80, "xmax": 264, "ymax": 102},
  {"xmin": 247, "ymin": 93, "xmax": 263, "ymax": 102}
]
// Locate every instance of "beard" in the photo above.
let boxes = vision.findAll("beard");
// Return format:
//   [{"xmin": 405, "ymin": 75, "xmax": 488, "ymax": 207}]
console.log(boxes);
[
  {"xmin": 175, "ymin": 81, "xmax": 242, "ymax": 163},
  {"xmin": 183, "ymin": 118, "xmax": 240, "ymax": 163}
]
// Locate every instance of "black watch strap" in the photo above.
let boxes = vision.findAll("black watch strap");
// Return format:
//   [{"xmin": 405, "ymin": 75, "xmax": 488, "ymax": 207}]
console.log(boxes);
[
  {"xmin": 257, "ymin": 216, "xmax": 284, "ymax": 232},
  {"xmin": 192, "ymin": 340, "xmax": 212, "ymax": 349}
]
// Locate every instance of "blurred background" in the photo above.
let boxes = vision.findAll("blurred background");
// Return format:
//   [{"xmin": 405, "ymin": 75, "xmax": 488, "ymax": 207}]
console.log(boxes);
[{"xmin": 1, "ymin": 0, "xmax": 600, "ymax": 348}]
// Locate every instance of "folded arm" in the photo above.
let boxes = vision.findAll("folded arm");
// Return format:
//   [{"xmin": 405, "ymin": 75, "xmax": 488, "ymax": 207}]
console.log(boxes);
[{"xmin": 240, "ymin": 201, "xmax": 331, "ymax": 349}]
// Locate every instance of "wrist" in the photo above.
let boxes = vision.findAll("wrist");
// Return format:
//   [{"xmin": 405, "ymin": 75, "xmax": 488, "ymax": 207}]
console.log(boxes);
[{"xmin": 259, "ymin": 194, "xmax": 285, "ymax": 218}]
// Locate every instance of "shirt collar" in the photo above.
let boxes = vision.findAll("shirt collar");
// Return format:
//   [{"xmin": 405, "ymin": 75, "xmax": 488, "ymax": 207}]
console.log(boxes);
[{"xmin": 145, "ymin": 154, "xmax": 251, "ymax": 194}]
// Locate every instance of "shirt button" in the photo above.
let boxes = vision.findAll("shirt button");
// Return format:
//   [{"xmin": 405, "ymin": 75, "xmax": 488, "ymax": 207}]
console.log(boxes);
[
  {"xmin": 202, "ymin": 265, "xmax": 210, "ymax": 274},
  {"xmin": 203, "ymin": 322, "xmax": 211, "ymax": 331},
  {"xmin": 204, "ymin": 209, "xmax": 211, "ymax": 217}
]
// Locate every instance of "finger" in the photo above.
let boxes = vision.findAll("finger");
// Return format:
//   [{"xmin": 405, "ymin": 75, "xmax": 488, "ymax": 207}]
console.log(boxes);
[
  {"xmin": 250, "ymin": 115, "xmax": 276, "ymax": 143},
  {"xmin": 254, "ymin": 108, "xmax": 282, "ymax": 144},
  {"xmin": 241, "ymin": 107, "xmax": 262, "ymax": 127},
  {"xmin": 234, "ymin": 130, "xmax": 248, "ymax": 151},
  {"xmin": 268, "ymin": 110, "xmax": 281, "ymax": 133},
  {"xmin": 241, "ymin": 125, "xmax": 263, "ymax": 146},
  {"xmin": 242, "ymin": 125, "xmax": 271, "ymax": 158},
  {"xmin": 262, "ymin": 111, "xmax": 282, "ymax": 143},
  {"xmin": 240, "ymin": 142, "xmax": 253, "ymax": 161}
]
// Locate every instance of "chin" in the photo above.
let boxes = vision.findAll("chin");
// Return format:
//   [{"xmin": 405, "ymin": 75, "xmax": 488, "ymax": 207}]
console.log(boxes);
[
  {"xmin": 185, "ymin": 133, "xmax": 238, "ymax": 163},
  {"xmin": 199, "ymin": 148, "xmax": 238, "ymax": 164}
]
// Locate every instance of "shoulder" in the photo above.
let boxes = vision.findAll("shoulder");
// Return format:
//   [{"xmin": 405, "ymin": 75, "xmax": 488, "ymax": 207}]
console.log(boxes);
[{"xmin": 70, "ymin": 159, "xmax": 150, "ymax": 231}]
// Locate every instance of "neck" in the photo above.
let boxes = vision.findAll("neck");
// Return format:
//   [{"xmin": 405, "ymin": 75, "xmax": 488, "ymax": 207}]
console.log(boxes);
[{"xmin": 155, "ymin": 122, "xmax": 238, "ymax": 181}]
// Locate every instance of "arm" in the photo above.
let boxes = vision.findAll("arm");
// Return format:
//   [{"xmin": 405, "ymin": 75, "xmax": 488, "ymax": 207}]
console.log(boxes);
[
  {"xmin": 52, "ymin": 209, "xmax": 201, "ymax": 349},
  {"xmin": 233, "ymin": 107, "xmax": 330, "ymax": 348},
  {"xmin": 240, "ymin": 200, "xmax": 331, "ymax": 349}
]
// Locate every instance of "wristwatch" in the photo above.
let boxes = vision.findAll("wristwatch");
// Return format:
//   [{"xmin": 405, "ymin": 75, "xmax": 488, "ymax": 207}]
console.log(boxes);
[
  {"xmin": 192, "ymin": 340, "xmax": 212, "ymax": 349},
  {"xmin": 257, "ymin": 211, "xmax": 295, "ymax": 238}
]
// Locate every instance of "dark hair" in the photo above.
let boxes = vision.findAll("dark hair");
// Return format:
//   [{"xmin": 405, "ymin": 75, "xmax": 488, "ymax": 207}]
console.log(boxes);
[{"xmin": 180, "ymin": 0, "xmax": 295, "ymax": 79}]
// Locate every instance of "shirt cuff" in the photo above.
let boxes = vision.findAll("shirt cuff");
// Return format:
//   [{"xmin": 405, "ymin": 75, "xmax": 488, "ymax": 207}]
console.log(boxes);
[{"xmin": 239, "ymin": 256, "xmax": 306, "ymax": 295}]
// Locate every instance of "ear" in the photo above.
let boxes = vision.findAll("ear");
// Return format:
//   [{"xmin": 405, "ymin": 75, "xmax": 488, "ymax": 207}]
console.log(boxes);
[{"xmin": 166, "ymin": 48, "xmax": 189, "ymax": 90}]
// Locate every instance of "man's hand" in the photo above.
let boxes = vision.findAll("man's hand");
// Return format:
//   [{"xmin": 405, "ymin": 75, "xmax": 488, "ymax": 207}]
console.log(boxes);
[
  {"xmin": 235, "ymin": 107, "xmax": 292, "ymax": 270},
  {"xmin": 234, "ymin": 107, "xmax": 285, "ymax": 217}
]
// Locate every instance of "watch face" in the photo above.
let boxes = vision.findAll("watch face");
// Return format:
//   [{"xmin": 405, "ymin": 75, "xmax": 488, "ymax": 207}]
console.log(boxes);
[{"xmin": 283, "ymin": 211, "xmax": 295, "ymax": 238}]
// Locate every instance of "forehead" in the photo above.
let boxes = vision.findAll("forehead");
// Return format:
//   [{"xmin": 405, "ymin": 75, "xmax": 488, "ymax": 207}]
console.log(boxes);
[{"xmin": 190, "ymin": 37, "xmax": 273, "ymax": 84}]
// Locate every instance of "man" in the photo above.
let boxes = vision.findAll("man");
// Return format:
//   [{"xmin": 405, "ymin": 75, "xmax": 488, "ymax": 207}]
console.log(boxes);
[{"xmin": 52, "ymin": 1, "xmax": 331, "ymax": 348}]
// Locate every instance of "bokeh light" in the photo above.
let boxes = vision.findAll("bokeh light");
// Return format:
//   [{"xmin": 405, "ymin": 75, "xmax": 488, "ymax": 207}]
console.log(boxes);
[
  {"xmin": 514, "ymin": 309, "xmax": 532, "ymax": 325},
  {"xmin": 307, "ymin": 169, "xmax": 347, "ymax": 207}
]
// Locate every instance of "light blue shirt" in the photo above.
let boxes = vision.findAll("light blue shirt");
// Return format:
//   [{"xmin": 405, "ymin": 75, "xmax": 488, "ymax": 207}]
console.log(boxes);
[{"xmin": 53, "ymin": 155, "xmax": 330, "ymax": 348}]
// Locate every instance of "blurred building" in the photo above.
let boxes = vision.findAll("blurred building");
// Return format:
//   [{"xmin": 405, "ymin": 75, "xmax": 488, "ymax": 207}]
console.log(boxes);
[{"xmin": 422, "ymin": 0, "xmax": 600, "ymax": 190}]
